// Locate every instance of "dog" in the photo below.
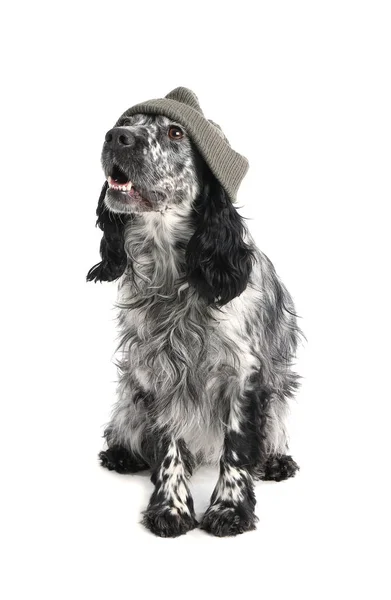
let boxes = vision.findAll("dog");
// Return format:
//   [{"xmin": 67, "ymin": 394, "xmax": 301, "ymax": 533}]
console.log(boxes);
[{"xmin": 88, "ymin": 99, "xmax": 301, "ymax": 538}]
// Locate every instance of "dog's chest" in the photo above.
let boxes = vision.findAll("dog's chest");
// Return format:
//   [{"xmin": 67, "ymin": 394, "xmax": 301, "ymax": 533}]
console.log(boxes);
[
  {"xmin": 118, "ymin": 212, "xmax": 258, "ymax": 401},
  {"xmin": 118, "ymin": 285, "xmax": 257, "ymax": 392},
  {"xmin": 119, "ymin": 289, "xmax": 221, "ymax": 376}
]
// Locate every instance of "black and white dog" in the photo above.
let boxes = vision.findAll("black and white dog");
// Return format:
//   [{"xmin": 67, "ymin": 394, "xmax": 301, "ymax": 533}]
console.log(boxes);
[{"xmin": 88, "ymin": 112, "xmax": 301, "ymax": 537}]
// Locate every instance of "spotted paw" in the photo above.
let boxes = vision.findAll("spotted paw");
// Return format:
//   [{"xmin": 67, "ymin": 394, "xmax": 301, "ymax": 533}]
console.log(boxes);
[
  {"xmin": 201, "ymin": 503, "xmax": 258, "ymax": 537},
  {"xmin": 142, "ymin": 506, "xmax": 198, "ymax": 538},
  {"xmin": 99, "ymin": 446, "xmax": 149, "ymax": 474},
  {"xmin": 262, "ymin": 454, "xmax": 299, "ymax": 482}
]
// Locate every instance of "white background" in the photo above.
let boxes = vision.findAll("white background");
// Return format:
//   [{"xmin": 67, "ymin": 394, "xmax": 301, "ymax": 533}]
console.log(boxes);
[{"xmin": 1, "ymin": 1, "xmax": 390, "ymax": 598}]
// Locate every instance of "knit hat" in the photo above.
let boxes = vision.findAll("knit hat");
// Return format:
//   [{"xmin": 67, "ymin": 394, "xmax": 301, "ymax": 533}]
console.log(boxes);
[{"xmin": 115, "ymin": 87, "xmax": 249, "ymax": 202}]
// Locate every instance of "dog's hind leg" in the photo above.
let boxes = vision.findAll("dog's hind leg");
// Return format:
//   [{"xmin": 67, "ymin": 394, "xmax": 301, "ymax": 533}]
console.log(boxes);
[
  {"xmin": 99, "ymin": 443, "xmax": 149, "ymax": 474},
  {"xmin": 142, "ymin": 438, "xmax": 198, "ymax": 538},
  {"xmin": 254, "ymin": 385, "xmax": 300, "ymax": 482},
  {"xmin": 99, "ymin": 379, "xmax": 152, "ymax": 474},
  {"xmin": 261, "ymin": 453, "xmax": 299, "ymax": 481}
]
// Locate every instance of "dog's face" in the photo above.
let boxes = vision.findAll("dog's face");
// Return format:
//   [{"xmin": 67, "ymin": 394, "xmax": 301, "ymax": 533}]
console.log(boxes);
[
  {"xmin": 90, "ymin": 110, "xmax": 253, "ymax": 305},
  {"xmin": 101, "ymin": 114, "xmax": 201, "ymax": 214}
]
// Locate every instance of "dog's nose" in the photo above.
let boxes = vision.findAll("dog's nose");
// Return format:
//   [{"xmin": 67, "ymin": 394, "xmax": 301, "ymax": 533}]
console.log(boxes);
[{"xmin": 104, "ymin": 127, "xmax": 135, "ymax": 148}]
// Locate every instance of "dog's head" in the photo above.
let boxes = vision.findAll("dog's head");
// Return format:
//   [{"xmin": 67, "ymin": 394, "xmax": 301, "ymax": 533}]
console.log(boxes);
[
  {"xmin": 101, "ymin": 114, "xmax": 202, "ymax": 214},
  {"xmin": 87, "ymin": 112, "xmax": 253, "ymax": 306}
]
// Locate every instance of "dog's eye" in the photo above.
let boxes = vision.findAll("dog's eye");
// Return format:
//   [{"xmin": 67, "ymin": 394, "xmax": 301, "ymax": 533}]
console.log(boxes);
[{"xmin": 168, "ymin": 126, "xmax": 184, "ymax": 140}]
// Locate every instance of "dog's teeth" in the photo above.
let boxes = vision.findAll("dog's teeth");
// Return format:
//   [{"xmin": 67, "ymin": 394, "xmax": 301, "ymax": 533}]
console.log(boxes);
[{"xmin": 107, "ymin": 176, "xmax": 133, "ymax": 192}]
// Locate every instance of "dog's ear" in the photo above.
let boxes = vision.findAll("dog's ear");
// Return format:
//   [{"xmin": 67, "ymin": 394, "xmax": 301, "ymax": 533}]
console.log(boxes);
[
  {"xmin": 86, "ymin": 182, "xmax": 128, "ymax": 282},
  {"xmin": 186, "ymin": 175, "xmax": 254, "ymax": 306}
]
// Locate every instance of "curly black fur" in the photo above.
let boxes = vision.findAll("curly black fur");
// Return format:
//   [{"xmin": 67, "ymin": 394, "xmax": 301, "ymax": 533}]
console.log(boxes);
[
  {"xmin": 186, "ymin": 175, "xmax": 254, "ymax": 306},
  {"xmin": 86, "ymin": 182, "xmax": 128, "ymax": 282}
]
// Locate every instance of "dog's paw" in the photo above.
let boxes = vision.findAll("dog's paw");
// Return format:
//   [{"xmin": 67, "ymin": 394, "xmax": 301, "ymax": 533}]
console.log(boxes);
[
  {"xmin": 201, "ymin": 503, "xmax": 258, "ymax": 537},
  {"xmin": 142, "ymin": 506, "xmax": 198, "ymax": 538},
  {"xmin": 99, "ymin": 446, "xmax": 149, "ymax": 474},
  {"xmin": 262, "ymin": 454, "xmax": 300, "ymax": 482}
]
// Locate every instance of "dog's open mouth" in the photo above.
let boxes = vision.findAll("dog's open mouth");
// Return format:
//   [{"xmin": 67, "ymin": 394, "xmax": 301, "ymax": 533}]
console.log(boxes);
[{"xmin": 107, "ymin": 164, "xmax": 152, "ymax": 208}]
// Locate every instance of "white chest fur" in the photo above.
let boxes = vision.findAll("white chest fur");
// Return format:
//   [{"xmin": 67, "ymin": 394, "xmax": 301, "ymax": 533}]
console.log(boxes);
[{"xmin": 115, "ymin": 210, "xmax": 261, "ymax": 457}]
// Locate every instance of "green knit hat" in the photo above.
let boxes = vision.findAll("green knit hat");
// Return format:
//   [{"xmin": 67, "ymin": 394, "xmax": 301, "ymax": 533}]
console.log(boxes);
[{"xmin": 115, "ymin": 87, "xmax": 249, "ymax": 202}]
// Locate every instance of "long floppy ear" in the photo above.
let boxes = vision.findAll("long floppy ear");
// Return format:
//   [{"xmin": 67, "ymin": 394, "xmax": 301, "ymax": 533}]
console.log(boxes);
[
  {"xmin": 186, "ymin": 174, "xmax": 254, "ymax": 306},
  {"xmin": 86, "ymin": 182, "xmax": 128, "ymax": 282}
]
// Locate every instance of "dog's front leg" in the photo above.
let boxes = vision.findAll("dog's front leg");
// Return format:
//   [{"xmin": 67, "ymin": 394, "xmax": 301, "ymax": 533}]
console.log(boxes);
[
  {"xmin": 201, "ymin": 397, "xmax": 258, "ymax": 537},
  {"xmin": 142, "ymin": 438, "xmax": 198, "ymax": 537}
]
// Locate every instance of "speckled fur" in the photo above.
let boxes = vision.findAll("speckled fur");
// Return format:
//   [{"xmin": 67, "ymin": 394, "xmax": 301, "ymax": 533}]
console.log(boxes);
[{"xmin": 90, "ymin": 114, "xmax": 302, "ymax": 537}]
